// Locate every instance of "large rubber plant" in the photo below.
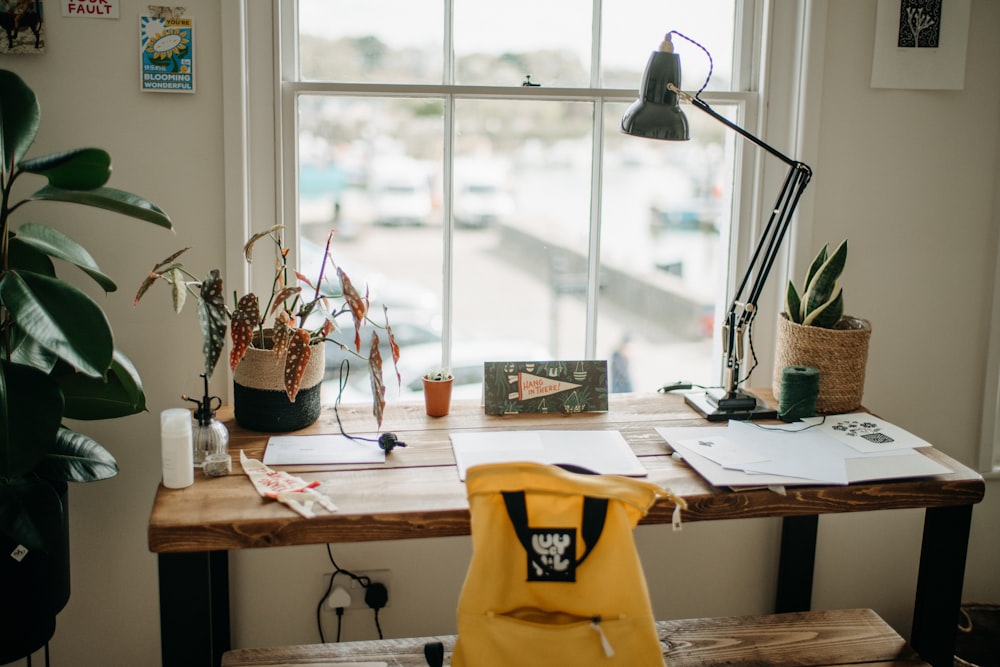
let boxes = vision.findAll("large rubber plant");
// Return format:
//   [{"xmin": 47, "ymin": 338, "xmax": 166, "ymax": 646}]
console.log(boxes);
[{"xmin": 0, "ymin": 69, "xmax": 172, "ymax": 655}]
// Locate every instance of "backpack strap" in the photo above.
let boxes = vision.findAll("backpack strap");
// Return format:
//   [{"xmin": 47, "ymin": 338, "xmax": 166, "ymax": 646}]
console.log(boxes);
[{"xmin": 502, "ymin": 490, "xmax": 608, "ymax": 577}]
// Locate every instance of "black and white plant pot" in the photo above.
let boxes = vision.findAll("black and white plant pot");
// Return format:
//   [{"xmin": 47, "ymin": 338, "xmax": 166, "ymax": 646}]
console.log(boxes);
[{"xmin": 232, "ymin": 337, "xmax": 325, "ymax": 433}]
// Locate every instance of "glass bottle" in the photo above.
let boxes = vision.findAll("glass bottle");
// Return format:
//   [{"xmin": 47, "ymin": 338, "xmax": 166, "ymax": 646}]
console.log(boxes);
[{"xmin": 184, "ymin": 374, "xmax": 231, "ymax": 476}]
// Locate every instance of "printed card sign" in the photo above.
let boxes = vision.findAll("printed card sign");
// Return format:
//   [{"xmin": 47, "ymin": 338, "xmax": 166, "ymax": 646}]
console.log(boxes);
[
  {"xmin": 140, "ymin": 14, "xmax": 194, "ymax": 93},
  {"xmin": 483, "ymin": 360, "xmax": 608, "ymax": 415},
  {"xmin": 62, "ymin": 0, "xmax": 119, "ymax": 18}
]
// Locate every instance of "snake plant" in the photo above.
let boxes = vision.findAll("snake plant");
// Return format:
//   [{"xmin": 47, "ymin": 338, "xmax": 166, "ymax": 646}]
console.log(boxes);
[{"xmin": 784, "ymin": 240, "xmax": 848, "ymax": 328}]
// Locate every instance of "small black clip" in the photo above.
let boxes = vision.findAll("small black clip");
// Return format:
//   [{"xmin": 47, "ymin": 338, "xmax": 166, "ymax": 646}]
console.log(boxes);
[
  {"xmin": 378, "ymin": 432, "xmax": 407, "ymax": 454},
  {"xmin": 424, "ymin": 641, "xmax": 444, "ymax": 667},
  {"xmin": 522, "ymin": 75, "xmax": 540, "ymax": 87}
]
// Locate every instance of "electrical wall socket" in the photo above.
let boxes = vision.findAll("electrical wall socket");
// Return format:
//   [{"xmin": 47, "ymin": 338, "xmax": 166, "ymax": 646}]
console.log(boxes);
[{"xmin": 322, "ymin": 569, "xmax": 391, "ymax": 612}]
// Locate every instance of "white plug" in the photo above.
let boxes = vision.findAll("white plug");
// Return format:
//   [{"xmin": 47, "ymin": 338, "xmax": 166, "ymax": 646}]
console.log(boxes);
[{"xmin": 326, "ymin": 585, "xmax": 352, "ymax": 610}]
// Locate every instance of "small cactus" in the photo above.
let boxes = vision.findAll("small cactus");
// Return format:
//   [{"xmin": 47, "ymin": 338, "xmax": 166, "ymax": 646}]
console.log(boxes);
[{"xmin": 784, "ymin": 240, "xmax": 847, "ymax": 328}]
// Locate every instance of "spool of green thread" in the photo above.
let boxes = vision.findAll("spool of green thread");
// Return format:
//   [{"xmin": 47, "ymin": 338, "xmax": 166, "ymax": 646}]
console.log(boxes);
[{"xmin": 778, "ymin": 366, "xmax": 820, "ymax": 422}]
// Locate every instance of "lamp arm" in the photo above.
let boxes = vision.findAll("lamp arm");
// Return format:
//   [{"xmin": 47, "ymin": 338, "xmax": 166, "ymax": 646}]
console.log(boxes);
[
  {"xmin": 669, "ymin": 83, "xmax": 798, "ymax": 168},
  {"xmin": 669, "ymin": 84, "xmax": 813, "ymax": 397}
]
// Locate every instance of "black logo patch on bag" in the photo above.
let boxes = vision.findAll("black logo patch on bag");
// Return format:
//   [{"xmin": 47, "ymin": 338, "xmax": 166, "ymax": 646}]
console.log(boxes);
[{"xmin": 527, "ymin": 528, "xmax": 576, "ymax": 582}]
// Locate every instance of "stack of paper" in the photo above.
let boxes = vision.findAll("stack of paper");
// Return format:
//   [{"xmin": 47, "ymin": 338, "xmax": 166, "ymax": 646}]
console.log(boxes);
[{"xmin": 658, "ymin": 413, "xmax": 951, "ymax": 488}]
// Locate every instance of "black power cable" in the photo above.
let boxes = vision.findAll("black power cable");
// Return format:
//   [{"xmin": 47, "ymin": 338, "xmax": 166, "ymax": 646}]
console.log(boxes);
[{"xmin": 317, "ymin": 545, "xmax": 387, "ymax": 641}]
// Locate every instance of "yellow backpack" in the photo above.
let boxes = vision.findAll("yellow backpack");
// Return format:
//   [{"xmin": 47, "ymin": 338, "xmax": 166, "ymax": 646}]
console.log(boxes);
[{"xmin": 452, "ymin": 462, "xmax": 686, "ymax": 666}]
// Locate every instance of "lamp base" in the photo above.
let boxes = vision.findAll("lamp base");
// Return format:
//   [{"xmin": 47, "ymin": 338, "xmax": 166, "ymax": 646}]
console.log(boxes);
[{"xmin": 684, "ymin": 388, "xmax": 777, "ymax": 422}]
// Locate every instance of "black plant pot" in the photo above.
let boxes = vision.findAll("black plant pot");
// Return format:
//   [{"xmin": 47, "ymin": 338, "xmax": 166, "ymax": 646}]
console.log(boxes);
[
  {"xmin": 0, "ymin": 480, "xmax": 71, "ymax": 664},
  {"xmin": 232, "ymin": 336, "xmax": 325, "ymax": 433}
]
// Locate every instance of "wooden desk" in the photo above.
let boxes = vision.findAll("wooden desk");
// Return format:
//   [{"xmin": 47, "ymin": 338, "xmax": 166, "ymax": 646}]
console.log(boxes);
[{"xmin": 148, "ymin": 392, "xmax": 985, "ymax": 667}]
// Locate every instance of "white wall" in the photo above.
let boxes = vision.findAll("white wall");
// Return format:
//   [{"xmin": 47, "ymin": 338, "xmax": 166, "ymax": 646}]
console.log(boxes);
[{"xmin": 2, "ymin": 1, "xmax": 997, "ymax": 664}]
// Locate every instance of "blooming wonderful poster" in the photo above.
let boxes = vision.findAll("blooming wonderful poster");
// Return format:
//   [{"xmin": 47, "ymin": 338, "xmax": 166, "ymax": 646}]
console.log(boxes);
[{"xmin": 140, "ymin": 13, "xmax": 194, "ymax": 93}]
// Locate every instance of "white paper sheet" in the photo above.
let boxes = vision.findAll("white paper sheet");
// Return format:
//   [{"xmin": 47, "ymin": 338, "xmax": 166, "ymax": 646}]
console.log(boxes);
[
  {"xmin": 657, "ymin": 421, "xmax": 951, "ymax": 489},
  {"xmin": 263, "ymin": 434, "xmax": 386, "ymax": 465},
  {"xmin": 450, "ymin": 430, "xmax": 648, "ymax": 481},
  {"xmin": 674, "ymin": 435, "xmax": 769, "ymax": 468},
  {"xmin": 817, "ymin": 413, "xmax": 933, "ymax": 453},
  {"xmin": 728, "ymin": 420, "xmax": 851, "ymax": 484}
]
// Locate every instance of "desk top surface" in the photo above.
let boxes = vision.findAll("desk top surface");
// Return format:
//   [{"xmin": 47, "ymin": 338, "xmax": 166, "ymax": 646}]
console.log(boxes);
[{"xmin": 148, "ymin": 391, "xmax": 985, "ymax": 554}]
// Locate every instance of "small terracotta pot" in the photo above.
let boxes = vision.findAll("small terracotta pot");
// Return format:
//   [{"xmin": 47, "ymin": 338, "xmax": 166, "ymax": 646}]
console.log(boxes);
[{"xmin": 423, "ymin": 377, "xmax": 453, "ymax": 417}]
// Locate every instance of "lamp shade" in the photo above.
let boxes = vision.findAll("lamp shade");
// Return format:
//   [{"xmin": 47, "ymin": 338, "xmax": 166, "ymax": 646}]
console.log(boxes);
[{"xmin": 621, "ymin": 50, "xmax": 690, "ymax": 141}]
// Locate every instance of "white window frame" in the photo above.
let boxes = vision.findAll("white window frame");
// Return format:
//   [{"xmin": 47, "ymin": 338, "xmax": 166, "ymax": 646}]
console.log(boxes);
[
  {"xmin": 221, "ymin": 0, "xmax": 824, "ymax": 397},
  {"xmin": 979, "ymin": 218, "xmax": 1000, "ymax": 477}
]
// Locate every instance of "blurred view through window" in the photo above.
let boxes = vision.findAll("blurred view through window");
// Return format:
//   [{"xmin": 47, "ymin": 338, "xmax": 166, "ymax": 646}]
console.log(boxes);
[{"xmin": 288, "ymin": 0, "xmax": 743, "ymax": 404}]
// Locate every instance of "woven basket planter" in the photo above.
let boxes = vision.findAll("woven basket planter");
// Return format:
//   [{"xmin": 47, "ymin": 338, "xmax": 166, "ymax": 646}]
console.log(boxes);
[
  {"xmin": 233, "ymin": 332, "xmax": 325, "ymax": 432},
  {"xmin": 773, "ymin": 314, "xmax": 872, "ymax": 414}
]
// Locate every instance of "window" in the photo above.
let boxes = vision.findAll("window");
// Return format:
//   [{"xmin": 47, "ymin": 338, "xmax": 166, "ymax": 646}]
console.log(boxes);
[
  {"xmin": 979, "ymin": 256, "xmax": 1000, "ymax": 476},
  {"xmin": 227, "ymin": 1, "xmax": 807, "ymax": 407}
]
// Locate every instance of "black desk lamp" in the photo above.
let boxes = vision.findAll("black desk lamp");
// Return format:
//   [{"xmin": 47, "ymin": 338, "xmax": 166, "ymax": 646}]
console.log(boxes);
[{"xmin": 622, "ymin": 31, "xmax": 812, "ymax": 421}]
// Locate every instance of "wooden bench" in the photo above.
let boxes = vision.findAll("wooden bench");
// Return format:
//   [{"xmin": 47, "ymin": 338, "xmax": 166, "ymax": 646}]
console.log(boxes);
[{"xmin": 222, "ymin": 608, "xmax": 932, "ymax": 666}]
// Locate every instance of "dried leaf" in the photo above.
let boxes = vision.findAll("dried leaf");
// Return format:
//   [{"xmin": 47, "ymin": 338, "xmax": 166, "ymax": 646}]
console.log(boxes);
[
  {"xmin": 320, "ymin": 316, "xmax": 335, "ymax": 338},
  {"xmin": 268, "ymin": 286, "xmax": 301, "ymax": 317},
  {"xmin": 133, "ymin": 272, "xmax": 158, "ymax": 306},
  {"xmin": 368, "ymin": 333, "xmax": 386, "ymax": 428},
  {"xmin": 134, "ymin": 248, "xmax": 192, "ymax": 305},
  {"xmin": 152, "ymin": 247, "xmax": 191, "ymax": 272},
  {"xmin": 243, "ymin": 225, "xmax": 284, "ymax": 263},
  {"xmin": 337, "ymin": 266, "xmax": 367, "ymax": 351},
  {"xmin": 198, "ymin": 270, "xmax": 229, "ymax": 378},
  {"xmin": 283, "ymin": 329, "xmax": 312, "ymax": 403},
  {"xmin": 295, "ymin": 271, "xmax": 318, "ymax": 292},
  {"xmin": 378, "ymin": 304, "xmax": 401, "ymax": 390},
  {"xmin": 229, "ymin": 293, "xmax": 260, "ymax": 371}
]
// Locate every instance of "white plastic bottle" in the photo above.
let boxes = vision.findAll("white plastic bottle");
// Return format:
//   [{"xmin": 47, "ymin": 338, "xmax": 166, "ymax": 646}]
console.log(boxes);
[{"xmin": 161, "ymin": 408, "xmax": 194, "ymax": 489}]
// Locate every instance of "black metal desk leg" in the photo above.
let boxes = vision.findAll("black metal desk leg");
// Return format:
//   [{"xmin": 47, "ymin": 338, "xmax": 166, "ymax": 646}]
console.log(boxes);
[
  {"xmin": 158, "ymin": 551, "xmax": 231, "ymax": 667},
  {"xmin": 774, "ymin": 514, "xmax": 818, "ymax": 613},
  {"xmin": 911, "ymin": 505, "xmax": 973, "ymax": 667}
]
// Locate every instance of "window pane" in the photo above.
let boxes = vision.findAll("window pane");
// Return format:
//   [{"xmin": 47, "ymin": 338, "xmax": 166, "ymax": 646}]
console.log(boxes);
[
  {"xmin": 602, "ymin": 0, "xmax": 736, "ymax": 91},
  {"xmin": 296, "ymin": 95, "xmax": 444, "ymax": 404},
  {"xmin": 453, "ymin": 99, "xmax": 593, "ymax": 377},
  {"xmin": 454, "ymin": 0, "xmax": 592, "ymax": 87},
  {"xmin": 298, "ymin": 0, "xmax": 444, "ymax": 83},
  {"xmin": 600, "ymin": 101, "xmax": 735, "ymax": 392}
]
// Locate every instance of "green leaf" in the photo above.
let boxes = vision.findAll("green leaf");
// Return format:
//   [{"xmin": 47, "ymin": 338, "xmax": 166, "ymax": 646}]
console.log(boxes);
[
  {"xmin": 0, "ymin": 477, "xmax": 63, "ymax": 553},
  {"xmin": 27, "ymin": 184, "xmax": 173, "ymax": 229},
  {"xmin": 803, "ymin": 287, "xmax": 844, "ymax": 328},
  {"xmin": 802, "ymin": 241, "xmax": 848, "ymax": 323},
  {"xmin": 197, "ymin": 270, "xmax": 228, "ymax": 378},
  {"xmin": 0, "ymin": 70, "xmax": 40, "ymax": 180},
  {"xmin": 59, "ymin": 350, "xmax": 147, "ymax": 420},
  {"xmin": 802, "ymin": 243, "xmax": 829, "ymax": 293},
  {"xmin": 35, "ymin": 427, "xmax": 119, "ymax": 483},
  {"xmin": 784, "ymin": 281, "xmax": 802, "ymax": 323},
  {"xmin": 7, "ymin": 232, "xmax": 56, "ymax": 276},
  {"xmin": 13, "ymin": 223, "xmax": 118, "ymax": 292},
  {"xmin": 18, "ymin": 148, "xmax": 112, "ymax": 190},
  {"xmin": 0, "ymin": 271, "xmax": 113, "ymax": 378},
  {"xmin": 0, "ymin": 360, "xmax": 63, "ymax": 478},
  {"xmin": 8, "ymin": 326, "xmax": 59, "ymax": 374}
]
